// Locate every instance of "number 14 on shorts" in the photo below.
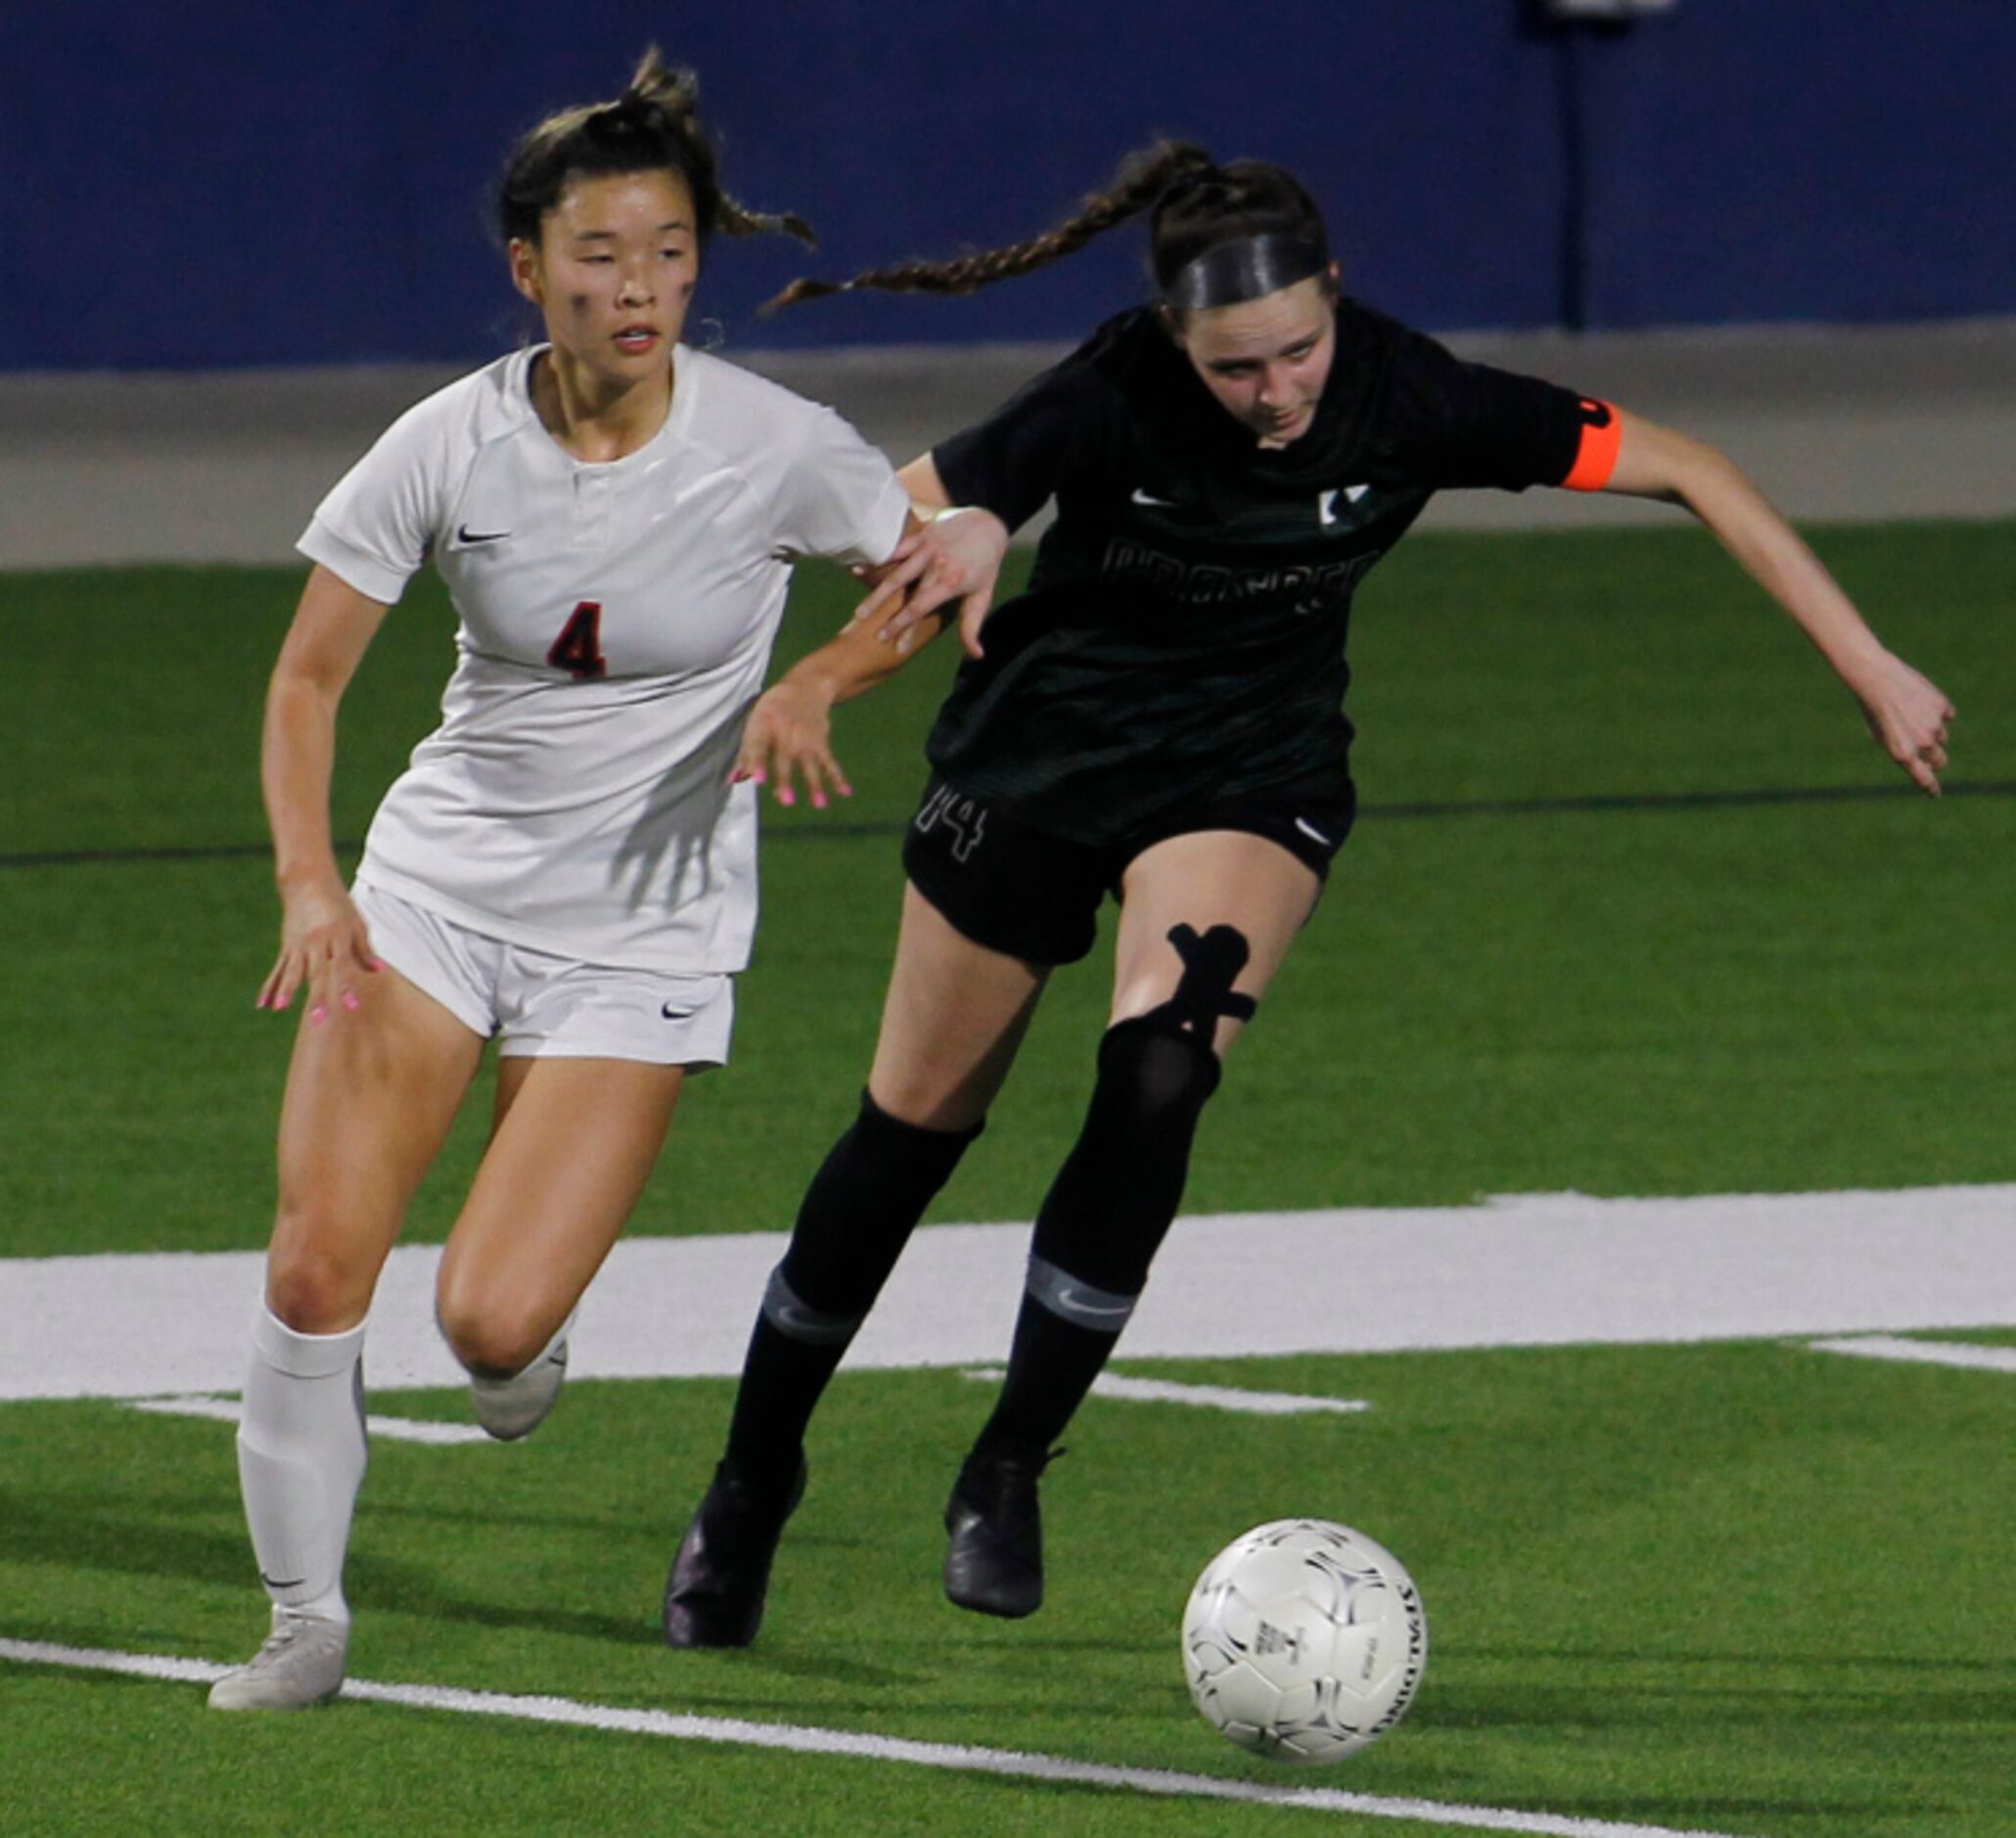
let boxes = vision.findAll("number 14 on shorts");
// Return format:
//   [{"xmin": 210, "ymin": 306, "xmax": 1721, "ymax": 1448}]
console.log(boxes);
[{"xmin": 914, "ymin": 784, "xmax": 988, "ymax": 862}]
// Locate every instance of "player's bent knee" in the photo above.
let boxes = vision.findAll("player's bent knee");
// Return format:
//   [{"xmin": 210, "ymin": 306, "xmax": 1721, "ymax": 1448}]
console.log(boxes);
[
  {"xmin": 862, "ymin": 1075, "xmax": 989, "ymax": 1136},
  {"xmin": 264, "ymin": 1231, "xmax": 378, "ymax": 1336},
  {"xmin": 1094, "ymin": 1012, "xmax": 1224, "ymax": 1128},
  {"xmin": 435, "ymin": 1287, "xmax": 555, "ymax": 1380}
]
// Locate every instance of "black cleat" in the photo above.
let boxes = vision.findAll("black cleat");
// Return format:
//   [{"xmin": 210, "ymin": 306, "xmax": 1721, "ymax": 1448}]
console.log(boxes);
[
  {"xmin": 663, "ymin": 1456, "xmax": 806, "ymax": 1649},
  {"xmin": 942, "ymin": 1446, "xmax": 1059, "ymax": 1619}
]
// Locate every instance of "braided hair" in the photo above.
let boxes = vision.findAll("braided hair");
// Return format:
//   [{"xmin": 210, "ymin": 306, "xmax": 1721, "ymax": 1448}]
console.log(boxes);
[
  {"xmin": 762, "ymin": 139, "xmax": 1214, "ymax": 311},
  {"xmin": 498, "ymin": 49, "xmax": 814, "ymax": 250},
  {"xmin": 762, "ymin": 143, "xmax": 1333, "ymax": 317}
]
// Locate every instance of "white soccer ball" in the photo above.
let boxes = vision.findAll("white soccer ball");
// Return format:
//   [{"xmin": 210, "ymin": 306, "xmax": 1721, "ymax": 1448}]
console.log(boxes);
[{"xmin": 1181, "ymin": 1517, "xmax": 1427, "ymax": 1763}]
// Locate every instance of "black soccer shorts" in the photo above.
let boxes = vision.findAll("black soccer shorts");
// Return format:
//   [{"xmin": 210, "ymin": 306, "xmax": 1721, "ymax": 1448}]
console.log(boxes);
[{"xmin": 900, "ymin": 774, "xmax": 1355, "ymax": 967}]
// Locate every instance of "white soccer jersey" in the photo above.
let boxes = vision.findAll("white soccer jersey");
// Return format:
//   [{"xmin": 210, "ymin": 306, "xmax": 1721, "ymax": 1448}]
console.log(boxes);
[{"xmin": 298, "ymin": 345, "xmax": 909, "ymax": 974}]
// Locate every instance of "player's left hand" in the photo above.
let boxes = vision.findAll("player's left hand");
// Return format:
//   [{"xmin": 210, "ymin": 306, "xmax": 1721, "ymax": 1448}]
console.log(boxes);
[
  {"xmin": 730, "ymin": 679, "xmax": 850, "ymax": 809},
  {"xmin": 1848, "ymin": 651, "xmax": 1955, "ymax": 796},
  {"xmin": 854, "ymin": 508, "xmax": 1010, "ymax": 659}
]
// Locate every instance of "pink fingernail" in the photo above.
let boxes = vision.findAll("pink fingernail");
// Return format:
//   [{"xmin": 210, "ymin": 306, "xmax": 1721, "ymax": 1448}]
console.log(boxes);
[
  {"xmin": 778, "ymin": 788, "xmax": 797, "ymax": 807},
  {"xmin": 751, "ymin": 769, "xmax": 767, "ymax": 786},
  {"xmin": 309, "ymin": 1005, "xmax": 327, "ymax": 1026},
  {"xmin": 342, "ymin": 990, "xmax": 361, "ymax": 1012}
]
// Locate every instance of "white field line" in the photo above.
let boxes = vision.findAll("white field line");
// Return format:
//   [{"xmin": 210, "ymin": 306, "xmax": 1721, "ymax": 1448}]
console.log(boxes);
[
  {"xmin": 964, "ymin": 1367, "xmax": 1372, "ymax": 1416},
  {"xmin": 0, "ymin": 1636, "xmax": 1751, "ymax": 1838},
  {"xmin": 1807, "ymin": 1335, "xmax": 2016, "ymax": 1374},
  {"xmin": 123, "ymin": 1395, "xmax": 493, "ymax": 1446},
  {"xmin": 5, "ymin": 1184, "xmax": 2011, "ymax": 1403}
]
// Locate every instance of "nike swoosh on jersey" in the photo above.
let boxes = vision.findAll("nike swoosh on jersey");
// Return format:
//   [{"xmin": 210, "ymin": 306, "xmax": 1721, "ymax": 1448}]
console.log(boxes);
[
  {"xmin": 660, "ymin": 1001, "xmax": 696, "ymax": 1021},
  {"xmin": 1294, "ymin": 817, "xmax": 1333, "ymax": 846},
  {"xmin": 1130, "ymin": 487, "xmax": 1178, "ymax": 507},
  {"xmin": 455, "ymin": 525, "xmax": 511, "ymax": 545}
]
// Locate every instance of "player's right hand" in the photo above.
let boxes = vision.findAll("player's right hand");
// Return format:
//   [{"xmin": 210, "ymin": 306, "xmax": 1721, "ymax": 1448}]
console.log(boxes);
[
  {"xmin": 854, "ymin": 508, "xmax": 1009, "ymax": 659},
  {"xmin": 1848, "ymin": 651, "xmax": 1955, "ymax": 797},
  {"xmin": 259, "ymin": 880, "xmax": 381, "ymax": 1023},
  {"xmin": 730, "ymin": 678, "xmax": 851, "ymax": 811}
]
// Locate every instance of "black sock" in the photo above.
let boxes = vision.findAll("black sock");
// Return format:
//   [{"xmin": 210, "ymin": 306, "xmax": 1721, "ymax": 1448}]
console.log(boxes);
[
  {"xmin": 720, "ymin": 1317, "xmax": 848, "ymax": 1493},
  {"xmin": 722, "ymin": 1091, "xmax": 979, "ymax": 1481},
  {"xmin": 972, "ymin": 1017, "xmax": 1222, "ymax": 1459},
  {"xmin": 971, "ymin": 1294, "xmax": 1123, "ymax": 1464}
]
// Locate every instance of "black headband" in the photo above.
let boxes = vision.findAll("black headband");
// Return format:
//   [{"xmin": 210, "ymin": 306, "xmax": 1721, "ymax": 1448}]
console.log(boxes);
[{"xmin": 1160, "ymin": 233, "xmax": 1328, "ymax": 311}]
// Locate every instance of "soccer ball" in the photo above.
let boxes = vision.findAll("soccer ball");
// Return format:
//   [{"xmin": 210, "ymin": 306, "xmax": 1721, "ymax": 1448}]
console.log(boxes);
[{"xmin": 1181, "ymin": 1518, "xmax": 1427, "ymax": 1763}]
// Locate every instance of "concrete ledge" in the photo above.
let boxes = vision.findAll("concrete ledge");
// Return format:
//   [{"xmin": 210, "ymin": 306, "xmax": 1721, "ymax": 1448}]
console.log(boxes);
[{"xmin": 3, "ymin": 320, "xmax": 2011, "ymax": 569}]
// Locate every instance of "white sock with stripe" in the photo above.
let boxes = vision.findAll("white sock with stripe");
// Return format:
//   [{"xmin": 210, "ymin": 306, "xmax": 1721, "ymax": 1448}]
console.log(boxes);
[{"xmin": 235, "ymin": 1306, "xmax": 367, "ymax": 1625}]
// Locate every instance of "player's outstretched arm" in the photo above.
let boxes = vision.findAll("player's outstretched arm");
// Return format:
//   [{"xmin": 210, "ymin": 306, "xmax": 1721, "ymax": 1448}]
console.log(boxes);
[
  {"xmin": 731, "ymin": 506, "xmax": 964, "ymax": 809},
  {"xmin": 1599, "ymin": 409, "xmax": 1955, "ymax": 795},
  {"xmin": 852, "ymin": 455, "xmax": 1011, "ymax": 660},
  {"xmin": 259, "ymin": 566, "xmax": 391, "ymax": 1015}
]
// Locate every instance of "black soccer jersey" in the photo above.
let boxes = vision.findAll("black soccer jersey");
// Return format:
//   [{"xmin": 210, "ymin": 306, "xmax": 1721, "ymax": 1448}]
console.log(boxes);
[{"xmin": 928, "ymin": 300, "xmax": 1619, "ymax": 845}]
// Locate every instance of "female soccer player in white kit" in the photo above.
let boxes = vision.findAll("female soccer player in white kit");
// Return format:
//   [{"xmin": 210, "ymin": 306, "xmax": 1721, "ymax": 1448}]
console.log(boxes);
[{"xmin": 208, "ymin": 51, "xmax": 975, "ymax": 1710}]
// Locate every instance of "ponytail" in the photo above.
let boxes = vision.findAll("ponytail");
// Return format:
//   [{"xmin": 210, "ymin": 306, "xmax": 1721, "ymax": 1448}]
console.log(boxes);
[
  {"xmin": 498, "ymin": 48, "xmax": 815, "ymax": 249},
  {"xmin": 761, "ymin": 139, "xmax": 1214, "ymax": 312}
]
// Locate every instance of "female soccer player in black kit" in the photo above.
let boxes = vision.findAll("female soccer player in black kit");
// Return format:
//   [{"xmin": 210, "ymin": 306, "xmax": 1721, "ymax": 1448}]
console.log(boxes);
[{"xmin": 663, "ymin": 145, "xmax": 1955, "ymax": 1646}]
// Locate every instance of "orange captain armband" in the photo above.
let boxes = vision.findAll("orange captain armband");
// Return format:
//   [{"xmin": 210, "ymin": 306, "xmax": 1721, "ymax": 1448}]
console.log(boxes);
[{"xmin": 1561, "ymin": 398, "xmax": 1623, "ymax": 491}]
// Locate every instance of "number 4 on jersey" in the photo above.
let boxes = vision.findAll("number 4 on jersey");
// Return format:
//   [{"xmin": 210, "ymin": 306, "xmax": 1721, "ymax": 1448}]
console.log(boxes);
[{"xmin": 547, "ymin": 601, "xmax": 607, "ymax": 680}]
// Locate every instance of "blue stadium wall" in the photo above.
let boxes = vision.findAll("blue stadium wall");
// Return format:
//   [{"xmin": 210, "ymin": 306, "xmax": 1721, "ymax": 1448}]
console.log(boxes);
[{"xmin": 6, "ymin": 1, "xmax": 2012, "ymax": 370}]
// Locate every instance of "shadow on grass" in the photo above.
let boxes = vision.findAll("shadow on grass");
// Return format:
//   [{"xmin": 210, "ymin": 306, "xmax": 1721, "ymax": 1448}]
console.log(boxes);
[
  {"xmin": 2, "ymin": 1489, "xmax": 254, "ymax": 1591},
  {"xmin": 362, "ymin": 1494, "xmax": 669, "ymax": 1541}
]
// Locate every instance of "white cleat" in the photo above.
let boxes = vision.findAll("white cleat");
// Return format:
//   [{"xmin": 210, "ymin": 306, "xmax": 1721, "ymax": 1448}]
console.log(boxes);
[
  {"xmin": 469, "ymin": 1330, "xmax": 571, "ymax": 1441},
  {"xmin": 207, "ymin": 1607, "xmax": 348, "ymax": 1711}
]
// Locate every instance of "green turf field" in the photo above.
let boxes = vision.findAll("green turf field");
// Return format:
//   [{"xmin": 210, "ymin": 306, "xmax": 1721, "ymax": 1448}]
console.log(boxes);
[{"xmin": 3, "ymin": 521, "xmax": 2011, "ymax": 1835}]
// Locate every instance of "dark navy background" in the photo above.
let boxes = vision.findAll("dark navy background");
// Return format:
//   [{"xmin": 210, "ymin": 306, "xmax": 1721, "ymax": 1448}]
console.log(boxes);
[{"xmin": 7, "ymin": 2, "xmax": 2011, "ymax": 369}]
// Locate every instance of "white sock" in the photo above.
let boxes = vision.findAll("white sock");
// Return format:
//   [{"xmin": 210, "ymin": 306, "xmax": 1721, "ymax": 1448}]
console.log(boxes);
[{"xmin": 236, "ymin": 1306, "xmax": 367, "ymax": 1625}]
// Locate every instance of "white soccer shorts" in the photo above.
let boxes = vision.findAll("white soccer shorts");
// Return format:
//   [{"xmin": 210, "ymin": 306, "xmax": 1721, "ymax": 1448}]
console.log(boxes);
[{"xmin": 349, "ymin": 879, "xmax": 734, "ymax": 1068}]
